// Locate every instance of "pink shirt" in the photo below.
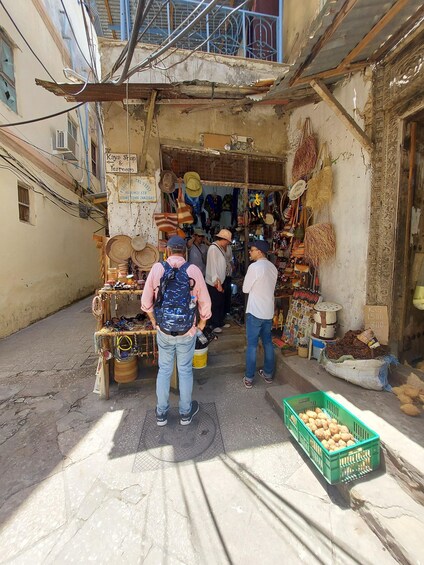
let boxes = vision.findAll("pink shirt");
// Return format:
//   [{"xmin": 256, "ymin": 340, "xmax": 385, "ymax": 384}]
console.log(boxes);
[{"xmin": 141, "ymin": 256, "xmax": 212, "ymax": 336}]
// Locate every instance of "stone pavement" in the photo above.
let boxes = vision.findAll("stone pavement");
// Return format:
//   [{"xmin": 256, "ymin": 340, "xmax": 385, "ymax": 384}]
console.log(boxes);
[{"xmin": 0, "ymin": 297, "xmax": 396, "ymax": 564}]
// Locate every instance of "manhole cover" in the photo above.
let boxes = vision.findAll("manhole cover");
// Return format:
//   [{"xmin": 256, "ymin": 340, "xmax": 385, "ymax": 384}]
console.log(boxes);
[{"xmin": 133, "ymin": 402, "xmax": 224, "ymax": 471}]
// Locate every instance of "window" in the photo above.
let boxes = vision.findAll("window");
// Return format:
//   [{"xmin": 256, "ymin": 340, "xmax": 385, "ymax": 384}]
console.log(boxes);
[
  {"xmin": 68, "ymin": 118, "xmax": 78, "ymax": 143},
  {"xmin": 18, "ymin": 184, "xmax": 30, "ymax": 223},
  {"xmin": 0, "ymin": 30, "xmax": 17, "ymax": 112},
  {"xmin": 91, "ymin": 140, "xmax": 98, "ymax": 178}
]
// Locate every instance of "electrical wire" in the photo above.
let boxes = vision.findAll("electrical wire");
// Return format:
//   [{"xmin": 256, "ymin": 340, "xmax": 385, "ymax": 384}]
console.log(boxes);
[
  {"xmin": 118, "ymin": 0, "xmax": 222, "ymax": 81},
  {"xmin": 152, "ymin": 0, "xmax": 250, "ymax": 72},
  {"xmin": 0, "ymin": 0, "xmax": 57, "ymax": 82},
  {"xmin": 80, "ymin": 0, "xmax": 100, "ymax": 81},
  {"xmin": 59, "ymin": 0, "xmax": 97, "ymax": 79},
  {"xmin": 114, "ymin": 0, "xmax": 147, "ymax": 85},
  {"xmin": 0, "ymin": 103, "xmax": 85, "ymax": 128}
]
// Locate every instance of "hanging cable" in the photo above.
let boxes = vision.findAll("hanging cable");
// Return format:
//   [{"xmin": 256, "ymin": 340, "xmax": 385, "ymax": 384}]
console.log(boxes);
[
  {"xmin": 114, "ymin": 0, "xmax": 147, "ymax": 85},
  {"xmin": 0, "ymin": 103, "xmax": 85, "ymax": 128},
  {"xmin": 152, "ymin": 0, "xmax": 250, "ymax": 72},
  {"xmin": 0, "ymin": 0, "xmax": 57, "ymax": 82},
  {"xmin": 118, "ymin": 0, "xmax": 222, "ymax": 82}
]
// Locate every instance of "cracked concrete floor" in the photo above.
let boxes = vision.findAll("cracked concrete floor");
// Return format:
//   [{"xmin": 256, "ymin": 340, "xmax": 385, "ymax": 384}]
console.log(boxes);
[{"xmin": 0, "ymin": 297, "xmax": 397, "ymax": 564}]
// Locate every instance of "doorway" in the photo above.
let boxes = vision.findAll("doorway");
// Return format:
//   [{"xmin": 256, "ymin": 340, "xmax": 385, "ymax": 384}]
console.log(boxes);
[{"xmin": 392, "ymin": 113, "xmax": 424, "ymax": 363}]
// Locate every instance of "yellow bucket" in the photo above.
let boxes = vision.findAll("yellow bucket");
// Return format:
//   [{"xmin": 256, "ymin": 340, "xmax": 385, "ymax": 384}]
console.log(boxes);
[
  {"xmin": 193, "ymin": 347, "xmax": 208, "ymax": 369},
  {"xmin": 114, "ymin": 356, "xmax": 137, "ymax": 383}
]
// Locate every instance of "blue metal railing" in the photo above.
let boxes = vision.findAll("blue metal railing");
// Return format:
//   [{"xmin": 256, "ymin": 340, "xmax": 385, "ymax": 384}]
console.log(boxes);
[{"xmin": 113, "ymin": 0, "xmax": 282, "ymax": 63}]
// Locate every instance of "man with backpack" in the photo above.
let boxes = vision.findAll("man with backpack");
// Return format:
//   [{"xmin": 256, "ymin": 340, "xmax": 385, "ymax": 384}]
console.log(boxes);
[{"xmin": 141, "ymin": 236, "xmax": 211, "ymax": 426}]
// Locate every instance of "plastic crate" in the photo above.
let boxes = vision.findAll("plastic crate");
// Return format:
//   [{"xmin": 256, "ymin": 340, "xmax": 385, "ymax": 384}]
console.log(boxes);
[{"xmin": 283, "ymin": 391, "xmax": 380, "ymax": 484}]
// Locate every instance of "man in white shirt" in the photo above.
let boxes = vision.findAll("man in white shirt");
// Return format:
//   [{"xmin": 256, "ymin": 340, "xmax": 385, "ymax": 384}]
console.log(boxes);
[
  {"xmin": 242, "ymin": 239, "xmax": 278, "ymax": 388},
  {"xmin": 205, "ymin": 228, "xmax": 232, "ymax": 333}
]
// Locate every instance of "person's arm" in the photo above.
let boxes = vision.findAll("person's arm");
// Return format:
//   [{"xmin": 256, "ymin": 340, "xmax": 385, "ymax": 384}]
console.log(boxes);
[
  {"xmin": 141, "ymin": 263, "xmax": 163, "ymax": 329},
  {"xmin": 242, "ymin": 264, "xmax": 257, "ymax": 294},
  {"xmin": 189, "ymin": 265, "xmax": 212, "ymax": 329}
]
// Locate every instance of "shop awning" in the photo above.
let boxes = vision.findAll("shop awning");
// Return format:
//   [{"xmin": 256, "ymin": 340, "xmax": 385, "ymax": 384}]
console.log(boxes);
[{"xmin": 266, "ymin": 0, "xmax": 424, "ymax": 101}]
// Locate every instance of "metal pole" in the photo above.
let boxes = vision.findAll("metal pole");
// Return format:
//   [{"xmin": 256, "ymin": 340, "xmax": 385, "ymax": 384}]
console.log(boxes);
[
  {"xmin": 120, "ymin": 0, "xmax": 127, "ymax": 40},
  {"xmin": 278, "ymin": 0, "xmax": 283, "ymax": 62}
]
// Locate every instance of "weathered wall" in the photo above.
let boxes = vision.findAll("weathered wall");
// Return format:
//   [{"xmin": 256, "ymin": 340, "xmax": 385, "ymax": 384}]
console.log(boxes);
[
  {"xmin": 100, "ymin": 42, "xmax": 290, "ymax": 239},
  {"xmin": 0, "ymin": 160, "xmax": 102, "ymax": 338},
  {"xmin": 287, "ymin": 72, "xmax": 372, "ymax": 334},
  {"xmin": 0, "ymin": 0, "xmax": 104, "ymax": 337},
  {"xmin": 283, "ymin": 0, "xmax": 321, "ymax": 64}
]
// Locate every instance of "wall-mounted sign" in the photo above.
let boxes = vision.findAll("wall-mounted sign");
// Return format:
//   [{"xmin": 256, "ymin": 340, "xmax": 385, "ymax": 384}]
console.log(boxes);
[
  {"xmin": 118, "ymin": 176, "xmax": 157, "ymax": 203},
  {"xmin": 105, "ymin": 153, "xmax": 138, "ymax": 173}
]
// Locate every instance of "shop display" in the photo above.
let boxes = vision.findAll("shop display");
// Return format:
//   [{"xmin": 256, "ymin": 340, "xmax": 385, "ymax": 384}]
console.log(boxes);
[
  {"xmin": 282, "ymin": 289, "xmax": 321, "ymax": 347},
  {"xmin": 291, "ymin": 118, "xmax": 317, "ymax": 182}
]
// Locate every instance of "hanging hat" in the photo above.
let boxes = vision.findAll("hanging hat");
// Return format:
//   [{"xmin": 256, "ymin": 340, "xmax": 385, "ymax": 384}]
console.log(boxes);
[
  {"xmin": 183, "ymin": 171, "xmax": 203, "ymax": 197},
  {"xmin": 264, "ymin": 213, "xmax": 274, "ymax": 225},
  {"xmin": 131, "ymin": 243, "xmax": 159, "ymax": 271},
  {"xmin": 215, "ymin": 228, "xmax": 232, "ymax": 243},
  {"xmin": 159, "ymin": 170, "xmax": 177, "ymax": 194},
  {"xmin": 131, "ymin": 235, "xmax": 147, "ymax": 251},
  {"xmin": 288, "ymin": 179, "xmax": 307, "ymax": 201},
  {"xmin": 106, "ymin": 235, "xmax": 132, "ymax": 264}
]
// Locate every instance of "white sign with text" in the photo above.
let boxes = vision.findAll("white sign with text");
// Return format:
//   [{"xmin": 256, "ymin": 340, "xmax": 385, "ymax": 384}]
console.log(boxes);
[
  {"xmin": 117, "ymin": 176, "xmax": 157, "ymax": 203},
  {"xmin": 105, "ymin": 153, "xmax": 138, "ymax": 173}
]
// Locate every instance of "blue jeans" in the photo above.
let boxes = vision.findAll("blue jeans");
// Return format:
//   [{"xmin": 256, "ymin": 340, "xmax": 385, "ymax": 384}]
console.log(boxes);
[
  {"xmin": 245, "ymin": 313, "xmax": 274, "ymax": 381},
  {"xmin": 156, "ymin": 330, "xmax": 196, "ymax": 416}
]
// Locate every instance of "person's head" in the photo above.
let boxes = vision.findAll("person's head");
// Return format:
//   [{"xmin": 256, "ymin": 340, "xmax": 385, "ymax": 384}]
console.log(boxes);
[
  {"xmin": 166, "ymin": 235, "xmax": 186, "ymax": 256},
  {"xmin": 248, "ymin": 240, "xmax": 269, "ymax": 261},
  {"xmin": 215, "ymin": 228, "xmax": 232, "ymax": 249},
  {"xmin": 193, "ymin": 228, "xmax": 206, "ymax": 244}
]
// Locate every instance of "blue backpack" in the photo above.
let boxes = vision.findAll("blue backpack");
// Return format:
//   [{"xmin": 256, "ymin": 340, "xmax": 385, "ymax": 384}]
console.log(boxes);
[{"xmin": 154, "ymin": 262, "xmax": 196, "ymax": 335}]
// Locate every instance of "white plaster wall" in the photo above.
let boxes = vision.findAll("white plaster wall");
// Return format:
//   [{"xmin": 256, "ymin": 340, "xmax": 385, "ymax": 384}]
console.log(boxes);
[
  {"xmin": 99, "ymin": 40, "xmax": 288, "ymax": 85},
  {"xmin": 287, "ymin": 72, "xmax": 372, "ymax": 334},
  {"xmin": 0, "ymin": 0, "xmax": 105, "ymax": 337}
]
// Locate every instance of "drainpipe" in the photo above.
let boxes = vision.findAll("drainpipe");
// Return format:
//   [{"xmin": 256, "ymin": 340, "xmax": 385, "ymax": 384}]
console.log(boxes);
[
  {"xmin": 120, "ymin": 0, "xmax": 127, "ymax": 40},
  {"xmin": 278, "ymin": 0, "xmax": 283, "ymax": 62}
]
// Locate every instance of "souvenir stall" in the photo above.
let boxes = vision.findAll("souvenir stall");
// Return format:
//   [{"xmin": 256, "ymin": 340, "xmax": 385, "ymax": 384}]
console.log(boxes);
[{"xmin": 92, "ymin": 233, "xmax": 164, "ymax": 400}]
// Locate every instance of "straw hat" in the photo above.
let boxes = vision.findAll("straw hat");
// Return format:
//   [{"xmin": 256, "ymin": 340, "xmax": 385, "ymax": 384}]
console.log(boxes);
[
  {"xmin": 264, "ymin": 213, "xmax": 274, "ymax": 225},
  {"xmin": 131, "ymin": 243, "xmax": 159, "ymax": 271},
  {"xmin": 131, "ymin": 235, "xmax": 147, "ymax": 251},
  {"xmin": 106, "ymin": 235, "xmax": 132, "ymax": 263},
  {"xmin": 215, "ymin": 228, "xmax": 232, "ymax": 242},
  {"xmin": 159, "ymin": 170, "xmax": 177, "ymax": 194},
  {"xmin": 183, "ymin": 171, "xmax": 203, "ymax": 197},
  {"xmin": 288, "ymin": 179, "xmax": 307, "ymax": 201}
]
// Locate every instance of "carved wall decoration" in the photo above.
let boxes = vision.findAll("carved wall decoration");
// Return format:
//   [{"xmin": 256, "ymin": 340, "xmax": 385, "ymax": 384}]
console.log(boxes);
[{"xmin": 367, "ymin": 35, "xmax": 424, "ymax": 320}]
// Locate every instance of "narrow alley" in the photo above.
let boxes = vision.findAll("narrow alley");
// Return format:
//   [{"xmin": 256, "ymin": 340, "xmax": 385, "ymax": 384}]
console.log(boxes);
[{"xmin": 0, "ymin": 297, "xmax": 394, "ymax": 564}]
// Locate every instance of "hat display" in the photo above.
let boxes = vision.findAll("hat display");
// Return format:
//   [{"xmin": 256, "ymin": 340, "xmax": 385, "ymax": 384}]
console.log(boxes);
[
  {"xmin": 106, "ymin": 235, "xmax": 132, "ymax": 264},
  {"xmin": 167, "ymin": 235, "xmax": 187, "ymax": 251},
  {"xmin": 215, "ymin": 228, "xmax": 232, "ymax": 243},
  {"xmin": 183, "ymin": 171, "xmax": 203, "ymax": 198},
  {"xmin": 159, "ymin": 170, "xmax": 177, "ymax": 194},
  {"xmin": 131, "ymin": 235, "xmax": 147, "ymax": 251},
  {"xmin": 288, "ymin": 179, "xmax": 307, "ymax": 201},
  {"xmin": 131, "ymin": 243, "xmax": 159, "ymax": 271},
  {"xmin": 248, "ymin": 240, "xmax": 270, "ymax": 254},
  {"xmin": 193, "ymin": 228, "xmax": 206, "ymax": 236}
]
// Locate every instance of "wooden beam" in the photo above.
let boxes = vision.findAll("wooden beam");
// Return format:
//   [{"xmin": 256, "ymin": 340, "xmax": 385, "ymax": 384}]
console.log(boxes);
[
  {"xmin": 294, "ymin": 60, "xmax": 367, "ymax": 86},
  {"xmin": 290, "ymin": 0, "xmax": 359, "ymax": 87},
  {"xmin": 140, "ymin": 90, "xmax": 157, "ymax": 172},
  {"xmin": 103, "ymin": 0, "xmax": 117, "ymax": 40},
  {"xmin": 342, "ymin": 0, "xmax": 410, "ymax": 67},
  {"xmin": 310, "ymin": 79, "xmax": 373, "ymax": 153}
]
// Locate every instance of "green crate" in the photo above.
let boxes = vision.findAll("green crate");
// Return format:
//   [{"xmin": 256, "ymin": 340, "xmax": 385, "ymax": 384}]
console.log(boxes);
[{"xmin": 283, "ymin": 391, "xmax": 380, "ymax": 484}]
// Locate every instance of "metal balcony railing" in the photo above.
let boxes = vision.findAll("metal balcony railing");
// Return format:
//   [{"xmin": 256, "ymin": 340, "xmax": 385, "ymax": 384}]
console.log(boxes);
[{"xmin": 92, "ymin": 0, "xmax": 282, "ymax": 63}]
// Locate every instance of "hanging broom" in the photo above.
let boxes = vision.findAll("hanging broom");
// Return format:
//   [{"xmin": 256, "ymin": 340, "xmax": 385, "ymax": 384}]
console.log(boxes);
[{"xmin": 304, "ymin": 223, "xmax": 336, "ymax": 267}]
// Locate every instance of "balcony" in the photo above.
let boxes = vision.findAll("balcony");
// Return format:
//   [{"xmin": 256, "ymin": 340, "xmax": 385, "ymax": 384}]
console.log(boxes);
[{"xmin": 90, "ymin": 0, "xmax": 282, "ymax": 63}]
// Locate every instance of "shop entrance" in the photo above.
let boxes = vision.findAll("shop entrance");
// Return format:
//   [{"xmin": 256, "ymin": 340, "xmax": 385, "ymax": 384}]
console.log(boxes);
[
  {"xmin": 160, "ymin": 145, "xmax": 286, "ymax": 325},
  {"xmin": 392, "ymin": 114, "xmax": 424, "ymax": 363}
]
